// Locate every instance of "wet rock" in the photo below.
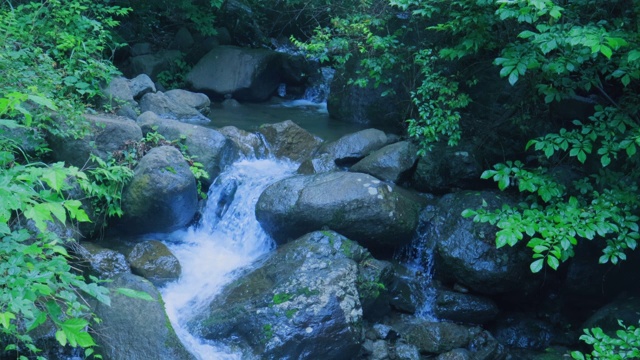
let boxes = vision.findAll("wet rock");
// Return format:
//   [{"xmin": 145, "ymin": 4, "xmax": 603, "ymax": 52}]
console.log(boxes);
[
  {"xmin": 75, "ymin": 242, "xmax": 130, "ymax": 279},
  {"xmin": 48, "ymin": 114, "xmax": 142, "ymax": 168},
  {"xmin": 257, "ymin": 120, "xmax": 323, "ymax": 162},
  {"xmin": 255, "ymin": 172, "xmax": 423, "ymax": 257},
  {"xmin": 101, "ymin": 76, "xmax": 138, "ymax": 118},
  {"xmin": 351, "ymin": 140, "xmax": 418, "ymax": 183},
  {"xmin": 583, "ymin": 295, "xmax": 640, "ymax": 336},
  {"xmin": 317, "ymin": 128, "xmax": 388, "ymax": 166},
  {"xmin": 411, "ymin": 144, "xmax": 482, "ymax": 193},
  {"xmin": 137, "ymin": 111, "xmax": 239, "ymax": 185},
  {"xmin": 117, "ymin": 146, "xmax": 197, "ymax": 234},
  {"xmin": 188, "ymin": 231, "xmax": 370, "ymax": 359},
  {"xmin": 492, "ymin": 313, "xmax": 555, "ymax": 350},
  {"xmin": 436, "ymin": 348, "xmax": 472, "ymax": 360},
  {"xmin": 126, "ymin": 240, "xmax": 181, "ymax": 286},
  {"xmin": 434, "ymin": 290, "xmax": 499, "ymax": 324},
  {"xmin": 218, "ymin": 125, "xmax": 265, "ymax": 158},
  {"xmin": 467, "ymin": 329, "xmax": 506, "ymax": 360},
  {"xmin": 186, "ymin": 45, "xmax": 283, "ymax": 101},
  {"xmin": 394, "ymin": 342, "xmax": 420, "ymax": 360},
  {"xmin": 398, "ymin": 320, "xmax": 480, "ymax": 354},
  {"xmin": 426, "ymin": 191, "xmax": 540, "ymax": 295},
  {"xmin": 139, "ymin": 91, "xmax": 210, "ymax": 124},
  {"xmin": 93, "ymin": 273, "xmax": 194, "ymax": 360}
]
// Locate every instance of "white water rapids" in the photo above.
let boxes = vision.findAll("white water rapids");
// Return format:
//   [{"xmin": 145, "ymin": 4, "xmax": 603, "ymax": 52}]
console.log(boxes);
[{"xmin": 159, "ymin": 158, "xmax": 297, "ymax": 360}]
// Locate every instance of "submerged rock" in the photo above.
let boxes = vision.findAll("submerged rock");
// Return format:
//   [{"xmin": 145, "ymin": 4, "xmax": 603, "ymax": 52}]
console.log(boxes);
[
  {"xmin": 189, "ymin": 231, "xmax": 377, "ymax": 359},
  {"xmin": 255, "ymin": 171, "xmax": 423, "ymax": 257},
  {"xmin": 126, "ymin": 240, "xmax": 182, "ymax": 287},
  {"xmin": 257, "ymin": 120, "xmax": 323, "ymax": 162}
]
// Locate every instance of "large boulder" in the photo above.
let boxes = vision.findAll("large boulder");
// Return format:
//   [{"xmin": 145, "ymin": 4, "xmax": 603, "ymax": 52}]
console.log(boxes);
[
  {"xmin": 255, "ymin": 171, "xmax": 423, "ymax": 257},
  {"xmin": 137, "ymin": 111, "xmax": 240, "ymax": 185},
  {"xmin": 257, "ymin": 120, "xmax": 323, "ymax": 162},
  {"xmin": 93, "ymin": 273, "xmax": 194, "ymax": 360},
  {"xmin": 48, "ymin": 114, "xmax": 142, "ymax": 168},
  {"xmin": 188, "ymin": 231, "xmax": 371, "ymax": 359},
  {"xmin": 218, "ymin": 125, "xmax": 265, "ymax": 158},
  {"xmin": 328, "ymin": 55, "xmax": 408, "ymax": 129},
  {"xmin": 117, "ymin": 146, "xmax": 197, "ymax": 234},
  {"xmin": 398, "ymin": 320, "xmax": 481, "ymax": 355},
  {"xmin": 351, "ymin": 141, "xmax": 419, "ymax": 183},
  {"xmin": 139, "ymin": 91, "xmax": 210, "ymax": 124},
  {"xmin": 127, "ymin": 49, "xmax": 183, "ymax": 81},
  {"xmin": 411, "ymin": 144, "xmax": 483, "ymax": 194},
  {"xmin": 316, "ymin": 128, "xmax": 388, "ymax": 166},
  {"xmin": 186, "ymin": 46, "xmax": 283, "ymax": 101},
  {"xmin": 164, "ymin": 89, "xmax": 211, "ymax": 115},
  {"xmin": 425, "ymin": 191, "xmax": 540, "ymax": 295},
  {"xmin": 100, "ymin": 76, "xmax": 138, "ymax": 119},
  {"xmin": 75, "ymin": 242, "xmax": 130, "ymax": 279}
]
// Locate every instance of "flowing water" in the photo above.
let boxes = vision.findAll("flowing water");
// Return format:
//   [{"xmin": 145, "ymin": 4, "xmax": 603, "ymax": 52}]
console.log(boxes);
[{"xmin": 160, "ymin": 158, "xmax": 298, "ymax": 360}]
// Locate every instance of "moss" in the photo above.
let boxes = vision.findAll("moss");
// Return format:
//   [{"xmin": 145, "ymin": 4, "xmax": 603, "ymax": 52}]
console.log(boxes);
[
  {"xmin": 272, "ymin": 292, "xmax": 293, "ymax": 305},
  {"xmin": 262, "ymin": 323, "xmax": 273, "ymax": 341},
  {"xmin": 285, "ymin": 308, "xmax": 298, "ymax": 319}
]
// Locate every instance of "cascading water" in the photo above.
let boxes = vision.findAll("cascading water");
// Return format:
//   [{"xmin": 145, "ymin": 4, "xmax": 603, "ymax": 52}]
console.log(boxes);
[{"xmin": 160, "ymin": 158, "xmax": 297, "ymax": 360}]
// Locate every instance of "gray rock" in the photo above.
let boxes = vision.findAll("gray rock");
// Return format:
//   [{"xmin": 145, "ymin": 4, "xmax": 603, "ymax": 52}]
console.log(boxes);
[
  {"xmin": 256, "ymin": 172, "xmax": 423, "ymax": 257},
  {"xmin": 436, "ymin": 348, "xmax": 472, "ymax": 360},
  {"xmin": 297, "ymin": 153, "xmax": 338, "ymax": 174},
  {"xmin": 411, "ymin": 144, "xmax": 482, "ymax": 193},
  {"xmin": 117, "ymin": 146, "xmax": 197, "ymax": 234},
  {"xmin": 427, "ymin": 191, "xmax": 540, "ymax": 295},
  {"xmin": 75, "ymin": 242, "xmax": 130, "ymax": 279},
  {"xmin": 169, "ymin": 27, "xmax": 194, "ymax": 52},
  {"xmin": 48, "ymin": 113, "xmax": 142, "ymax": 168},
  {"xmin": 129, "ymin": 74, "xmax": 156, "ymax": 100},
  {"xmin": 0, "ymin": 124, "xmax": 45, "ymax": 158},
  {"xmin": 218, "ymin": 125, "xmax": 265, "ymax": 158},
  {"xmin": 467, "ymin": 330, "xmax": 506, "ymax": 360},
  {"xmin": 126, "ymin": 240, "xmax": 181, "ymax": 286},
  {"xmin": 434, "ymin": 290, "xmax": 499, "ymax": 324},
  {"xmin": 93, "ymin": 273, "xmax": 194, "ymax": 360},
  {"xmin": 129, "ymin": 50, "xmax": 183, "ymax": 81},
  {"xmin": 186, "ymin": 46, "xmax": 283, "ymax": 101},
  {"xmin": 492, "ymin": 313, "xmax": 555, "ymax": 350},
  {"xmin": 395, "ymin": 343, "xmax": 421, "ymax": 360},
  {"xmin": 257, "ymin": 120, "xmax": 323, "ymax": 162},
  {"xmin": 317, "ymin": 128, "xmax": 388, "ymax": 165},
  {"xmin": 398, "ymin": 320, "xmax": 480, "ymax": 354},
  {"xmin": 139, "ymin": 91, "xmax": 210, "ymax": 124},
  {"xmin": 351, "ymin": 141, "xmax": 418, "ymax": 183},
  {"xmin": 188, "ymin": 231, "xmax": 368, "ymax": 359},
  {"xmin": 137, "ymin": 111, "xmax": 239, "ymax": 184},
  {"xmin": 165, "ymin": 89, "xmax": 210, "ymax": 115}
]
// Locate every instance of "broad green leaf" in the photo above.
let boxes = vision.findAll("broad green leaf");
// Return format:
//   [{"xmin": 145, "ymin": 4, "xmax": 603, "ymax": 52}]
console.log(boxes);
[
  {"xmin": 530, "ymin": 259, "xmax": 544, "ymax": 273},
  {"xmin": 116, "ymin": 288, "xmax": 156, "ymax": 301},
  {"xmin": 600, "ymin": 45, "xmax": 613, "ymax": 59},
  {"xmin": 0, "ymin": 312, "xmax": 16, "ymax": 329},
  {"xmin": 547, "ymin": 255, "xmax": 560, "ymax": 270}
]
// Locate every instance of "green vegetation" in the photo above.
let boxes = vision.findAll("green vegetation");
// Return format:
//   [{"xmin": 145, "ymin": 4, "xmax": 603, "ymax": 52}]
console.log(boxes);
[
  {"xmin": 272, "ymin": 292, "xmax": 294, "ymax": 305},
  {"xmin": 571, "ymin": 320, "xmax": 640, "ymax": 359},
  {"xmin": 1, "ymin": 0, "xmax": 131, "ymax": 357}
]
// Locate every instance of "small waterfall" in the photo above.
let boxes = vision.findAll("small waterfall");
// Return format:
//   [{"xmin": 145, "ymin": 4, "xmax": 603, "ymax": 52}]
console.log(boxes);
[
  {"xmin": 160, "ymin": 159, "xmax": 297, "ymax": 360},
  {"xmin": 395, "ymin": 209, "xmax": 439, "ymax": 321}
]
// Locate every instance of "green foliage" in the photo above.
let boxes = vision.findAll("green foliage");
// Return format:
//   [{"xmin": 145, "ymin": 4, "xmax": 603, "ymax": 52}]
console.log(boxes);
[
  {"xmin": 0, "ymin": 94, "xmax": 109, "ymax": 358},
  {"xmin": 157, "ymin": 57, "xmax": 191, "ymax": 90},
  {"xmin": 79, "ymin": 155, "xmax": 134, "ymax": 222},
  {"xmin": 571, "ymin": 321, "xmax": 640, "ymax": 360},
  {"xmin": 272, "ymin": 293, "xmax": 294, "ymax": 305}
]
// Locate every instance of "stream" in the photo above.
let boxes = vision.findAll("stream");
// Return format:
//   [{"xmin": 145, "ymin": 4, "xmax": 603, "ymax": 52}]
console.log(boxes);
[{"xmin": 160, "ymin": 158, "xmax": 297, "ymax": 360}]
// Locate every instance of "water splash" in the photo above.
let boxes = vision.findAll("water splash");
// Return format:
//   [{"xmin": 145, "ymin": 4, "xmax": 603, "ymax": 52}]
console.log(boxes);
[{"xmin": 160, "ymin": 159, "xmax": 297, "ymax": 360}]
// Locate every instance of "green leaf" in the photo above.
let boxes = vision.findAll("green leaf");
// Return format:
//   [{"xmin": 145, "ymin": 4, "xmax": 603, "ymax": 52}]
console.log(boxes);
[
  {"xmin": 498, "ymin": 176, "xmax": 510, "ymax": 190},
  {"xmin": 0, "ymin": 312, "xmax": 16, "ymax": 329},
  {"xmin": 530, "ymin": 259, "xmax": 544, "ymax": 273},
  {"xmin": 547, "ymin": 255, "xmax": 560, "ymax": 270},
  {"xmin": 600, "ymin": 45, "xmax": 613, "ymax": 59},
  {"xmin": 115, "ymin": 288, "xmax": 156, "ymax": 301},
  {"xmin": 600, "ymin": 155, "xmax": 611, "ymax": 167},
  {"xmin": 628, "ymin": 50, "xmax": 640, "ymax": 62}
]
